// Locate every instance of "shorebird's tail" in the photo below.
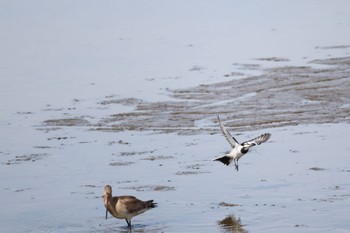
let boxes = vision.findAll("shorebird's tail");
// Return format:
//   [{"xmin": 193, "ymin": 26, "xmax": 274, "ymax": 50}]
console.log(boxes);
[
  {"xmin": 213, "ymin": 155, "xmax": 232, "ymax": 166},
  {"xmin": 146, "ymin": 200, "xmax": 157, "ymax": 208}
]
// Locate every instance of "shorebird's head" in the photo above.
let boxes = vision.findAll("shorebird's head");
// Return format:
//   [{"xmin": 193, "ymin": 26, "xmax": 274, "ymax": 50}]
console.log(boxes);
[
  {"xmin": 103, "ymin": 185, "xmax": 112, "ymax": 220},
  {"xmin": 104, "ymin": 185, "xmax": 112, "ymax": 206},
  {"xmin": 104, "ymin": 185, "xmax": 112, "ymax": 194},
  {"xmin": 241, "ymin": 146, "xmax": 250, "ymax": 154}
]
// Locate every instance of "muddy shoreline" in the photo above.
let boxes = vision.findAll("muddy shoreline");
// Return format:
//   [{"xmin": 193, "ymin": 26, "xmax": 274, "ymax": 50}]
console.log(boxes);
[{"xmin": 42, "ymin": 56, "xmax": 350, "ymax": 134}]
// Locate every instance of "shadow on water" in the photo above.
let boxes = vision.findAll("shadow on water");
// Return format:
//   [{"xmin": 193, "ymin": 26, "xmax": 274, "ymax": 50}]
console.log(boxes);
[{"xmin": 217, "ymin": 214, "xmax": 248, "ymax": 233}]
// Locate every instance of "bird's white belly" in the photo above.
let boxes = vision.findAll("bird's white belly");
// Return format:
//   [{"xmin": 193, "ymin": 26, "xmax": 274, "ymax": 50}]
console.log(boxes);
[{"xmin": 229, "ymin": 146, "xmax": 244, "ymax": 160}]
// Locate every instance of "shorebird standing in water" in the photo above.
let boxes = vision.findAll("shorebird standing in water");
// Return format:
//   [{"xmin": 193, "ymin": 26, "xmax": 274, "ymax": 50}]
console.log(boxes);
[
  {"xmin": 103, "ymin": 185, "xmax": 157, "ymax": 228},
  {"xmin": 213, "ymin": 116, "xmax": 271, "ymax": 171}
]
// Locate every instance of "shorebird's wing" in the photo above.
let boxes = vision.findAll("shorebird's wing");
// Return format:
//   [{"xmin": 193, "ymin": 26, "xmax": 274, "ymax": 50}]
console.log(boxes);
[
  {"xmin": 120, "ymin": 196, "xmax": 151, "ymax": 213},
  {"xmin": 218, "ymin": 116, "xmax": 239, "ymax": 148},
  {"xmin": 242, "ymin": 133, "xmax": 271, "ymax": 147}
]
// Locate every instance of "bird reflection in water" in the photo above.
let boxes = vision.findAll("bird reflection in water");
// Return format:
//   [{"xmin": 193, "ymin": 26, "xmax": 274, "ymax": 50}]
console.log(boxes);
[{"xmin": 217, "ymin": 215, "xmax": 248, "ymax": 233}]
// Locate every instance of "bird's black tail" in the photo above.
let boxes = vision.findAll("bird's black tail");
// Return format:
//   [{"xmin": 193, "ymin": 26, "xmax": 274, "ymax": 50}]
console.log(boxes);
[
  {"xmin": 146, "ymin": 200, "xmax": 157, "ymax": 208},
  {"xmin": 213, "ymin": 156, "xmax": 231, "ymax": 166}
]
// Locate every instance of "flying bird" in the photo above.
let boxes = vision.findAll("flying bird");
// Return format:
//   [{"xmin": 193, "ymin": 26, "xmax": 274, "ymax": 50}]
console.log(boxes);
[
  {"xmin": 213, "ymin": 116, "xmax": 271, "ymax": 171},
  {"xmin": 104, "ymin": 185, "xmax": 157, "ymax": 228}
]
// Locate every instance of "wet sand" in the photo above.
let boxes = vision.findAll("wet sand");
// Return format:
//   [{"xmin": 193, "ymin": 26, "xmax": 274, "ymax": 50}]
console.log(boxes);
[{"xmin": 90, "ymin": 56, "xmax": 350, "ymax": 134}]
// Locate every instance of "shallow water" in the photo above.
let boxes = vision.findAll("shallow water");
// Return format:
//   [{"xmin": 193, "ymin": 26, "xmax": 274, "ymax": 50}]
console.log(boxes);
[
  {"xmin": 1, "ymin": 1, "xmax": 350, "ymax": 232},
  {"xmin": 2, "ymin": 63, "xmax": 350, "ymax": 232},
  {"xmin": 1, "ymin": 122, "xmax": 350, "ymax": 232}
]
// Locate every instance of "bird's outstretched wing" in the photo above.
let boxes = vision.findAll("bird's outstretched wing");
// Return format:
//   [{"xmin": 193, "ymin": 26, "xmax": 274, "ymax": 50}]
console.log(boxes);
[
  {"xmin": 218, "ymin": 116, "xmax": 239, "ymax": 148},
  {"xmin": 242, "ymin": 133, "xmax": 271, "ymax": 147}
]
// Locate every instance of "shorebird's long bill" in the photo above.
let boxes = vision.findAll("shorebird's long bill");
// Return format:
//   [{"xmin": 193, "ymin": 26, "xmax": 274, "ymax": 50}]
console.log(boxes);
[{"xmin": 105, "ymin": 208, "xmax": 108, "ymax": 219}]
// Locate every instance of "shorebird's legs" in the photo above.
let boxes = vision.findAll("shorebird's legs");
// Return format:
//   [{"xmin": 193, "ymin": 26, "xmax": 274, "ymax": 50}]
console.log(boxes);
[
  {"xmin": 125, "ymin": 219, "xmax": 132, "ymax": 228},
  {"xmin": 234, "ymin": 160, "xmax": 239, "ymax": 171}
]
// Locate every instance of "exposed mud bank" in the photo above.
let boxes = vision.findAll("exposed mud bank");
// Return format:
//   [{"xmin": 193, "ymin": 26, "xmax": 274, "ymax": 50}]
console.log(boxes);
[{"xmin": 41, "ymin": 56, "xmax": 350, "ymax": 134}]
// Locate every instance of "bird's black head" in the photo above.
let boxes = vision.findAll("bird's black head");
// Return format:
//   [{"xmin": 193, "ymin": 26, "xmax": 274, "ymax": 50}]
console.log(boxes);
[{"xmin": 241, "ymin": 147, "xmax": 249, "ymax": 154}]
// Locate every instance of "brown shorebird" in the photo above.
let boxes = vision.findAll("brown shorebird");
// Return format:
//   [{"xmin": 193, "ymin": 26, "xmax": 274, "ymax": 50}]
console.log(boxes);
[
  {"xmin": 213, "ymin": 116, "xmax": 271, "ymax": 171},
  {"xmin": 103, "ymin": 185, "xmax": 157, "ymax": 228}
]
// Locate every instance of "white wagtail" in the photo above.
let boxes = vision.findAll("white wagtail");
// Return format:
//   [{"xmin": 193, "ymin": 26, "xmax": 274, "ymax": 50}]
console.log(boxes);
[{"xmin": 213, "ymin": 116, "xmax": 271, "ymax": 171}]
